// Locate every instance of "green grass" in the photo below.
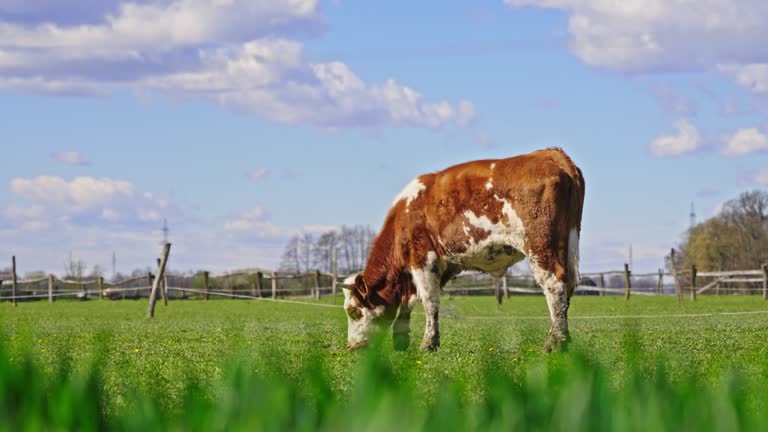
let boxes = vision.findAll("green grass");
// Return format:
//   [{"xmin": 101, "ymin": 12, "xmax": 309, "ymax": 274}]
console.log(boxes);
[{"xmin": 2, "ymin": 295, "xmax": 768, "ymax": 430}]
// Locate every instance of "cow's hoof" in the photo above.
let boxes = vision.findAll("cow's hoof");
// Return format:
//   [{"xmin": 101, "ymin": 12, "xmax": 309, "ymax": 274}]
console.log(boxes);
[
  {"xmin": 542, "ymin": 332, "xmax": 570, "ymax": 354},
  {"xmin": 393, "ymin": 333, "xmax": 410, "ymax": 351},
  {"xmin": 419, "ymin": 339, "xmax": 440, "ymax": 352}
]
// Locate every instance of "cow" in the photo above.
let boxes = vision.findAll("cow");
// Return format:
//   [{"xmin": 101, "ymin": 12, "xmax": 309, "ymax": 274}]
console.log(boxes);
[{"xmin": 340, "ymin": 148, "xmax": 585, "ymax": 353}]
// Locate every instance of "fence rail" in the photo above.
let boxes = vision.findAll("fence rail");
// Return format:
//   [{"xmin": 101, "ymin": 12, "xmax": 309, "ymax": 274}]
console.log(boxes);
[{"xmin": 3, "ymin": 247, "xmax": 768, "ymax": 307}]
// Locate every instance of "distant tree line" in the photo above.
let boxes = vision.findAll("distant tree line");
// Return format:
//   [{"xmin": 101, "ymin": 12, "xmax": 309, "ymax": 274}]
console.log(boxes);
[
  {"xmin": 675, "ymin": 190, "xmax": 768, "ymax": 271},
  {"xmin": 279, "ymin": 225, "xmax": 376, "ymax": 274}
]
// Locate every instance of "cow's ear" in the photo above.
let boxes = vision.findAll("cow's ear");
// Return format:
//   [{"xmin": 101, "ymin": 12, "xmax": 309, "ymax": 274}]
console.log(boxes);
[{"xmin": 355, "ymin": 274, "xmax": 368, "ymax": 296}]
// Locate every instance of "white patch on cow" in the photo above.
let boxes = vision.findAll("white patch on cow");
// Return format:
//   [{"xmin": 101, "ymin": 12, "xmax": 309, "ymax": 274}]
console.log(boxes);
[
  {"xmin": 392, "ymin": 177, "xmax": 426, "ymax": 209},
  {"xmin": 485, "ymin": 178, "xmax": 493, "ymax": 190},
  {"xmin": 410, "ymin": 251, "xmax": 441, "ymax": 347},
  {"xmin": 530, "ymin": 259, "xmax": 567, "ymax": 324},
  {"xmin": 411, "ymin": 252, "xmax": 440, "ymax": 300},
  {"xmin": 454, "ymin": 196, "xmax": 527, "ymax": 276},
  {"xmin": 343, "ymin": 274, "xmax": 358, "ymax": 286},
  {"xmin": 463, "ymin": 196, "xmax": 527, "ymax": 251},
  {"xmin": 346, "ymin": 306, "xmax": 376, "ymax": 347},
  {"xmin": 342, "ymin": 272, "xmax": 385, "ymax": 349},
  {"xmin": 490, "ymin": 163, "xmax": 496, "ymax": 170}
]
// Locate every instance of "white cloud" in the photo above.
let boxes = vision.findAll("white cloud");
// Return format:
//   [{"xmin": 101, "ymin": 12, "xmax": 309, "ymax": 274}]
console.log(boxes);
[
  {"xmin": 0, "ymin": 76, "xmax": 110, "ymax": 97},
  {"xmin": 51, "ymin": 151, "xmax": 89, "ymax": 166},
  {"xmin": 4, "ymin": 175, "xmax": 171, "ymax": 230},
  {"xmin": 144, "ymin": 41, "xmax": 475, "ymax": 128},
  {"xmin": 649, "ymin": 119, "xmax": 701, "ymax": 157},
  {"xmin": 101, "ymin": 208, "xmax": 121, "ymax": 222},
  {"xmin": 722, "ymin": 128, "xmax": 768, "ymax": 156},
  {"xmin": 246, "ymin": 168, "xmax": 270, "ymax": 181},
  {"xmin": 0, "ymin": 1, "xmax": 475, "ymax": 129},
  {"xmin": 137, "ymin": 208, "xmax": 161, "ymax": 222},
  {"xmin": 4, "ymin": 203, "xmax": 44, "ymax": 220},
  {"xmin": 20, "ymin": 220, "xmax": 50, "ymax": 232},
  {"xmin": 223, "ymin": 207, "xmax": 338, "ymax": 238},
  {"xmin": 503, "ymin": 0, "xmax": 768, "ymax": 73},
  {"xmin": 11, "ymin": 176, "xmax": 135, "ymax": 209},
  {"xmin": 0, "ymin": 0, "xmax": 320, "ymax": 55},
  {"xmin": 224, "ymin": 208, "xmax": 289, "ymax": 237},
  {"xmin": 719, "ymin": 63, "xmax": 768, "ymax": 94},
  {"xmin": 0, "ymin": 182, "xmax": 339, "ymax": 274}
]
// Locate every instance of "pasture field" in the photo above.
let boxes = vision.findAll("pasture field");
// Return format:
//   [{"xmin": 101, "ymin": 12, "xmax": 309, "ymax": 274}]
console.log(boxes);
[{"xmin": 2, "ymin": 295, "xmax": 768, "ymax": 430}]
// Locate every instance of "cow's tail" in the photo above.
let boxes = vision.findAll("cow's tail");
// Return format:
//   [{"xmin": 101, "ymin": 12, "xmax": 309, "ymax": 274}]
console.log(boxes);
[{"xmin": 564, "ymin": 163, "xmax": 585, "ymax": 296}]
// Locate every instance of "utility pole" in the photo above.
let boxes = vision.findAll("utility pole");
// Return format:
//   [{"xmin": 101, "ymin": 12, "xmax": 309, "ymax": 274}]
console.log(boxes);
[{"xmin": 162, "ymin": 218, "xmax": 170, "ymax": 246}]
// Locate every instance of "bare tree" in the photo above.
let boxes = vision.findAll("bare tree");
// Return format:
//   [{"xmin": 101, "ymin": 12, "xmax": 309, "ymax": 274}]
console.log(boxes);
[
  {"xmin": 279, "ymin": 236, "xmax": 301, "ymax": 273},
  {"xmin": 337, "ymin": 225, "xmax": 376, "ymax": 273},
  {"xmin": 88, "ymin": 265, "xmax": 104, "ymax": 279},
  {"xmin": 299, "ymin": 233, "xmax": 314, "ymax": 273},
  {"xmin": 64, "ymin": 252, "xmax": 87, "ymax": 281},
  {"xmin": 313, "ymin": 231, "xmax": 339, "ymax": 273},
  {"xmin": 279, "ymin": 225, "xmax": 376, "ymax": 274}
]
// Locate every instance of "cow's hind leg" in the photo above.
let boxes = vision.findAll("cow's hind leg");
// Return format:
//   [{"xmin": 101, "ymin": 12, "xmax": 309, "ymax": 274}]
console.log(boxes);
[
  {"xmin": 531, "ymin": 260, "xmax": 572, "ymax": 353},
  {"xmin": 393, "ymin": 304, "xmax": 413, "ymax": 351},
  {"xmin": 411, "ymin": 265, "xmax": 441, "ymax": 352}
]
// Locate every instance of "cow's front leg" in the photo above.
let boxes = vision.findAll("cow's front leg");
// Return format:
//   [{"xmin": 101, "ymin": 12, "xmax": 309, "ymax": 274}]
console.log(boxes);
[
  {"xmin": 411, "ymin": 265, "xmax": 441, "ymax": 352},
  {"xmin": 393, "ymin": 304, "xmax": 413, "ymax": 351},
  {"xmin": 420, "ymin": 293, "xmax": 440, "ymax": 352}
]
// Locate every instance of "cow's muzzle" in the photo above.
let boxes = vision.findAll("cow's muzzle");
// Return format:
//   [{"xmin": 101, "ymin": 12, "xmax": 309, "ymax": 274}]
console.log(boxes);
[{"xmin": 346, "ymin": 340, "xmax": 368, "ymax": 351}]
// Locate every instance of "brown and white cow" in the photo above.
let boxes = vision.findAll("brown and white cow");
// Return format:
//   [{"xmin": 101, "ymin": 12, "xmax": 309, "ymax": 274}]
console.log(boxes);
[{"xmin": 341, "ymin": 148, "xmax": 585, "ymax": 353}]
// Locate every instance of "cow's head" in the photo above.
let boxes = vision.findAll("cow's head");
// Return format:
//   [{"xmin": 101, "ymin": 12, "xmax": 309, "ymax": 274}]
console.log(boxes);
[{"xmin": 340, "ymin": 274, "xmax": 386, "ymax": 350}]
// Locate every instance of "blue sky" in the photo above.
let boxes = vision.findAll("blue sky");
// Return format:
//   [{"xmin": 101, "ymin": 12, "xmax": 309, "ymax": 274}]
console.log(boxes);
[{"xmin": 2, "ymin": 0, "xmax": 768, "ymax": 276}]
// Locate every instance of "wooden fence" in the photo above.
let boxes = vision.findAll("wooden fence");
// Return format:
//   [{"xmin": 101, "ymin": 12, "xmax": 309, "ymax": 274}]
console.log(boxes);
[{"xmin": 3, "ymin": 247, "xmax": 767, "ymax": 306}]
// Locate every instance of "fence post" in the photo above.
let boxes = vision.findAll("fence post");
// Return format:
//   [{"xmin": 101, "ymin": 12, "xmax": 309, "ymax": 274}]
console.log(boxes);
[
  {"xmin": 656, "ymin": 269, "xmax": 662, "ymax": 295},
  {"xmin": 164, "ymin": 273, "xmax": 169, "ymax": 304},
  {"xmin": 623, "ymin": 263, "xmax": 631, "ymax": 301},
  {"xmin": 98, "ymin": 277, "xmax": 104, "ymax": 300},
  {"xmin": 146, "ymin": 273, "xmax": 152, "ymax": 299},
  {"xmin": 11, "ymin": 256, "xmax": 17, "ymax": 307},
  {"xmin": 716, "ymin": 268, "xmax": 721, "ymax": 296},
  {"xmin": 203, "ymin": 271, "xmax": 209, "ymax": 301},
  {"xmin": 48, "ymin": 274, "xmax": 54, "ymax": 303},
  {"xmin": 250, "ymin": 280, "xmax": 257, "ymax": 298},
  {"xmin": 271, "ymin": 272, "xmax": 277, "ymax": 299},
  {"xmin": 670, "ymin": 248, "xmax": 683, "ymax": 305},
  {"xmin": 762, "ymin": 264, "xmax": 768, "ymax": 301},
  {"xmin": 156, "ymin": 258, "xmax": 168, "ymax": 306},
  {"xmin": 147, "ymin": 243, "xmax": 171, "ymax": 318},
  {"xmin": 314, "ymin": 270, "xmax": 321, "ymax": 300},
  {"xmin": 256, "ymin": 272, "xmax": 264, "ymax": 298},
  {"xmin": 690, "ymin": 265, "xmax": 697, "ymax": 301},
  {"xmin": 332, "ymin": 248, "xmax": 338, "ymax": 305},
  {"xmin": 599, "ymin": 273, "xmax": 606, "ymax": 297}
]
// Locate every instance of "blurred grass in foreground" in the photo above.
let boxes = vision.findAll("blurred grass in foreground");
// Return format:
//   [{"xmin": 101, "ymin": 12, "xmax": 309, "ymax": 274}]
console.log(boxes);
[{"xmin": 1, "ymin": 332, "xmax": 766, "ymax": 432}]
